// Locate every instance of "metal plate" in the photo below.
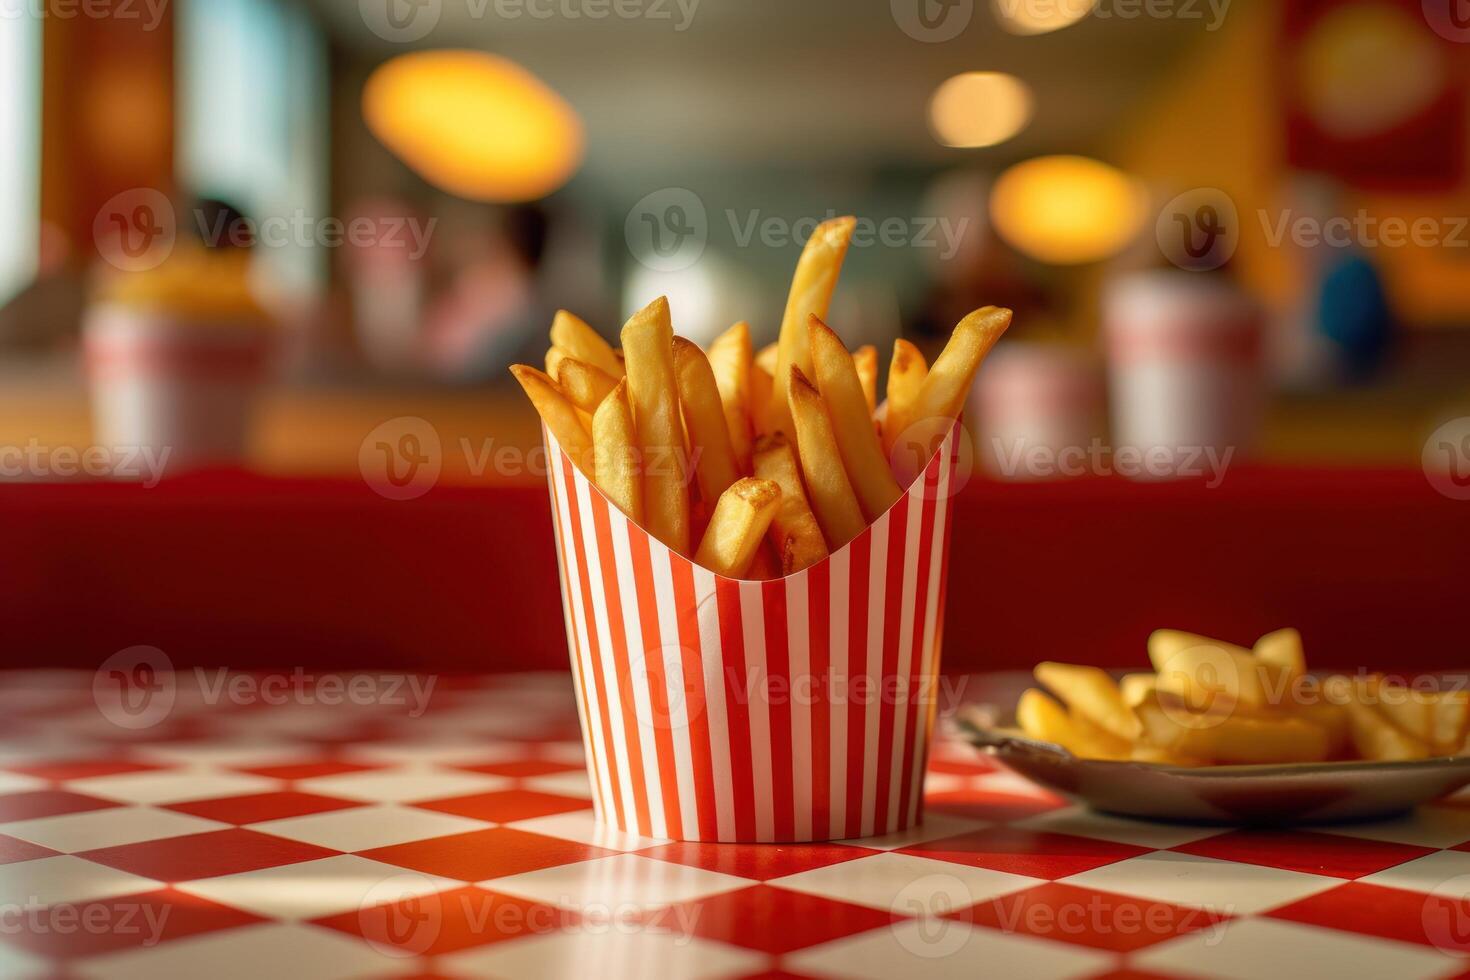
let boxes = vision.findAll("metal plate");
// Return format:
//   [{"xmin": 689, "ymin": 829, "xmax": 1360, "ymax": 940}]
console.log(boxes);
[{"xmin": 955, "ymin": 703, "xmax": 1470, "ymax": 826}]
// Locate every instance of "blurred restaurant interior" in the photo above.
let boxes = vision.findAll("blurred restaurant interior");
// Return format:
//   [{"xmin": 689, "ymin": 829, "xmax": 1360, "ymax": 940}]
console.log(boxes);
[{"xmin": 2, "ymin": 0, "xmax": 1468, "ymax": 672}]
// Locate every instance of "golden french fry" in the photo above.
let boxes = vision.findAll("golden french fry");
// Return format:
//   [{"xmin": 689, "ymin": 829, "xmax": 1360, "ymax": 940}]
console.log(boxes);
[
  {"xmin": 695, "ymin": 478, "xmax": 781, "ymax": 579},
  {"xmin": 545, "ymin": 344, "xmax": 573, "ymax": 380},
  {"xmin": 556, "ymin": 358, "xmax": 619, "ymax": 414},
  {"xmin": 510, "ymin": 365, "xmax": 593, "ymax": 474},
  {"xmin": 882, "ymin": 338, "xmax": 928, "ymax": 456},
  {"xmin": 1069, "ymin": 707, "xmax": 1133, "ymax": 760},
  {"xmin": 550, "ymin": 310, "xmax": 623, "ymax": 379},
  {"xmin": 770, "ymin": 217, "xmax": 857, "ymax": 436},
  {"xmin": 1374, "ymin": 680, "xmax": 1435, "ymax": 745},
  {"xmin": 621, "ymin": 297, "xmax": 690, "ymax": 555},
  {"xmin": 752, "ymin": 434, "xmax": 828, "ymax": 574},
  {"xmin": 592, "ymin": 379, "xmax": 642, "ymax": 524},
  {"xmin": 854, "ymin": 345, "xmax": 878, "ymax": 415},
  {"xmin": 1149, "ymin": 629, "xmax": 1277, "ymax": 710},
  {"xmin": 755, "ymin": 342, "xmax": 779, "ymax": 376},
  {"xmin": 807, "ymin": 316, "xmax": 901, "ymax": 521},
  {"xmin": 787, "ymin": 367, "xmax": 867, "ymax": 549},
  {"xmin": 750, "ymin": 362, "xmax": 774, "ymax": 437},
  {"xmin": 1332, "ymin": 676, "xmax": 1431, "ymax": 761},
  {"xmin": 1034, "ymin": 662, "xmax": 1143, "ymax": 741},
  {"xmin": 708, "ymin": 321, "xmax": 753, "ymax": 471},
  {"xmin": 892, "ymin": 307, "xmax": 1011, "ymax": 474},
  {"xmin": 672, "ymin": 337, "xmax": 741, "ymax": 506},
  {"xmin": 1119, "ymin": 673, "xmax": 1157, "ymax": 708},
  {"xmin": 1433, "ymin": 690, "xmax": 1470, "ymax": 754},
  {"xmin": 1254, "ymin": 628, "xmax": 1306, "ymax": 687},
  {"xmin": 1017, "ymin": 688, "xmax": 1079, "ymax": 751},
  {"xmin": 1136, "ymin": 695, "xmax": 1330, "ymax": 764},
  {"xmin": 1129, "ymin": 745, "xmax": 1206, "ymax": 767},
  {"xmin": 1286, "ymin": 697, "xmax": 1352, "ymax": 758}
]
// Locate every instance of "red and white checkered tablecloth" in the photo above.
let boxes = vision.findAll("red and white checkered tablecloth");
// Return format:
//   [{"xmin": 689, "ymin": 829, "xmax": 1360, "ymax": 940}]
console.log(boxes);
[{"xmin": 5, "ymin": 670, "xmax": 1470, "ymax": 980}]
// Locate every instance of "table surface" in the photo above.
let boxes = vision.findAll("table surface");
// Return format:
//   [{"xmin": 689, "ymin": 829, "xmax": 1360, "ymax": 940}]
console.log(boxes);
[{"xmin": 6, "ymin": 671, "xmax": 1470, "ymax": 980}]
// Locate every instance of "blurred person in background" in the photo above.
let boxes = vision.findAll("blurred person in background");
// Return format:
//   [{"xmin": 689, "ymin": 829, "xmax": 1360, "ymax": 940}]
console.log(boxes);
[{"xmin": 419, "ymin": 203, "xmax": 550, "ymax": 383}]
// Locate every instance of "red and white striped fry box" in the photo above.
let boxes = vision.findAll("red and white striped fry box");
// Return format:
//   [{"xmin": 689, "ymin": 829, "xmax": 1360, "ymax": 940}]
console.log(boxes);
[
  {"xmin": 84, "ymin": 305, "xmax": 274, "ymax": 475},
  {"xmin": 541, "ymin": 420, "xmax": 961, "ymax": 843}
]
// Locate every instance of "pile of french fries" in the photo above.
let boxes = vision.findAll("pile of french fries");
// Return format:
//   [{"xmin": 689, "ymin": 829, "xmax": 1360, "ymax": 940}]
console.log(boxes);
[
  {"xmin": 1018, "ymin": 629, "xmax": 1470, "ymax": 766},
  {"xmin": 511, "ymin": 216, "xmax": 1012, "ymax": 579}
]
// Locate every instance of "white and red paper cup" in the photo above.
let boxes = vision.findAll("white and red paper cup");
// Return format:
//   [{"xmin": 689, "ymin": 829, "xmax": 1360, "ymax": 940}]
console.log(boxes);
[
  {"xmin": 542, "ymin": 420, "xmax": 961, "ymax": 843},
  {"xmin": 84, "ymin": 305, "xmax": 273, "ymax": 475}
]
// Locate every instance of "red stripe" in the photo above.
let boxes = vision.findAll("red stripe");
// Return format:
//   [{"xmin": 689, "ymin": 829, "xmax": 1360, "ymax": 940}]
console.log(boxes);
[
  {"xmin": 588, "ymin": 494, "xmax": 652, "ymax": 835},
  {"xmin": 716, "ymin": 578, "xmax": 758, "ymax": 842},
  {"xmin": 915, "ymin": 429, "xmax": 961, "ymax": 824},
  {"xmin": 629, "ymin": 525, "xmax": 683, "ymax": 839},
  {"xmin": 547, "ymin": 448, "xmax": 607, "ymax": 821},
  {"xmin": 896, "ymin": 452, "xmax": 941, "ymax": 827},
  {"xmin": 844, "ymin": 531, "xmax": 871, "ymax": 840},
  {"xmin": 806, "ymin": 559, "xmax": 831, "ymax": 839},
  {"xmin": 762, "ymin": 579, "xmax": 794, "ymax": 841},
  {"xmin": 671, "ymin": 558, "xmax": 718, "ymax": 840},
  {"xmin": 559, "ymin": 456, "xmax": 627, "ymax": 831},
  {"xmin": 872, "ymin": 498, "xmax": 909, "ymax": 835}
]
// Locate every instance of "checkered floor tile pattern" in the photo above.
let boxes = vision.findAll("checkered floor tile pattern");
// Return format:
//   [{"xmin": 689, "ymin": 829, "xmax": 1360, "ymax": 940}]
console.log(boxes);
[{"xmin": 6, "ymin": 672, "xmax": 1470, "ymax": 979}]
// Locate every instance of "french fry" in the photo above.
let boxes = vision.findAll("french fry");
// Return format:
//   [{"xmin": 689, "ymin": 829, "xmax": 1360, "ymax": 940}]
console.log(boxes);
[
  {"xmin": 695, "ymin": 478, "xmax": 782, "ymax": 579},
  {"xmin": 672, "ymin": 337, "xmax": 741, "ymax": 506},
  {"xmin": 807, "ymin": 316, "xmax": 901, "ymax": 521},
  {"xmin": 770, "ymin": 217, "xmax": 857, "ymax": 437},
  {"xmin": 550, "ymin": 310, "xmax": 623, "ymax": 379},
  {"xmin": 1333, "ymin": 676, "xmax": 1431, "ymax": 761},
  {"xmin": 1069, "ymin": 707, "xmax": 1133, "ymax": 760},
  {"xmin": 592, "ymin": 379, "xmax": 642, "ymax": 524},
  {"xmin": 911, "ymin": 306, "xmax": 1013, "ymax": 422},
  {"xmin": 787, "ymin": 367, "xmax": 867, "ymax": 548},
  {"xmin": 750, "ymin": 362, "xmax": 774, "ymax": 437},
  {"xmin": 1149, "ymin": 629, "xmax": 1276, "ymax": 710},
  {"xmin": 1017, "ymin": 688, "xmax": 1080, "ymax": 751},
  {"xmin": 1433, "ymin": 690, "xmax": 1470, "ymax": 754},
  {"xmin": 1136, "ymin": 695, "xmax": 1331, "ymax": 764},
  {"xmin": 1254, "ymin": 628, "xmax": 1306, "ymax": 687},
  {"xmin": 1374, "ymin": 680, "xmax": 1435, "ymax": 745},
  {"xmin": 882, "ymin": 339, "xmax": 928, "ymax": 456},
  {"xmin": 557, "ymin": 358, "xmax": 619, "ymax": 414},
  {"xmin": 621, "ymin": 297, "xmax": 690, "ymax": 555},
  {"xmin": 1120, "ymin": 673, "xmax": 1157, "ymax": 708},
  {"xmin": 755, "ymin": 342, "xmax": 779, "ymax": 376},
  {"xmin": 510, "ymin": 366, "xmax": 593, "ymax": 475},
  {"xmin": 545, "ymin": 344, "xmax": 573, "ymax": 381},
  {"xmin": 752, "ymin": 434, "xmax": 828, "ymax": 574},
  {"xmin": 708, "ymin": 321, "xmax": 753, "ymax": 471},
  {"xmin": 854, "ymin": 345, "xmax": 878, "ymax": 415},
  {"xmin": 1034, "ymin": 662, "xmax": 1143, "ymax": 741}
]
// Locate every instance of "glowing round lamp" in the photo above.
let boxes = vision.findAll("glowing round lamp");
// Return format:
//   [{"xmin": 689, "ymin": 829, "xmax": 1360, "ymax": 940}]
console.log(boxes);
[
  {"xmin": 992, "ymin": 0, "xmax": 1096, "ymax": 35},
  {"xmin": 363, "ymin": 50, "xmax": 583, "ymax": 203},
  {"xmin": 928, "ymin": 72, "xmax": 1034, "ymax": 149},
  {"xmin": 989, "ymin": 155, "xmax": 1147, "ymax": 265}
]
